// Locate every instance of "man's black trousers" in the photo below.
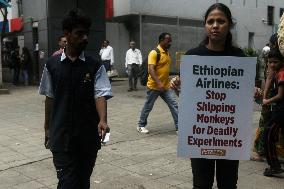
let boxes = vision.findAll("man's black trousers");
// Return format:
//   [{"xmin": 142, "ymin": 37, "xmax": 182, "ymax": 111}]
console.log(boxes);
[
  {"xmin": 102, "ymin": 60, "xmax": 111, "ymax": 72},
  {"xmin": 127, "ymin": 63, "xmax": 139, "ymax": 90},
  {"xmin": 52, "ymin": 150, "xmax": 98, "ymax": 189}
]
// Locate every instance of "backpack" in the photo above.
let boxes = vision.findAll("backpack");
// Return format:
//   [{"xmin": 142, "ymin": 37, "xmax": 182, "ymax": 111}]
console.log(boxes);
[{"xmin": 139, "ymin": 48, "xmax": 161, "ymax": 86}]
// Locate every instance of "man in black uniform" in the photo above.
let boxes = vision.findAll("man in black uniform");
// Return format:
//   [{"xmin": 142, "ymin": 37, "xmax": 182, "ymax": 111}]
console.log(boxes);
[{"xmin": 39, "ymin": 9, "xmax": 112, "ymax": 189}]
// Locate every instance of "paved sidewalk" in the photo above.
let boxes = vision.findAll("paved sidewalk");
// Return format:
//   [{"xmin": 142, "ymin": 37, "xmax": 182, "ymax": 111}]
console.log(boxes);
[{"xmin": 0, "ymin": 80, "xmax": 283, "ymax": 189}]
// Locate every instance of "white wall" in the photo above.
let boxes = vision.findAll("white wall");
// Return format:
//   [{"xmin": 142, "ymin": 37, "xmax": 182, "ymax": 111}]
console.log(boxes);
[
  {"xmin": 106, "ymin": 22, "xmax": 130, "ymax": 76},
  {"xmin": 113, "ymin": 0, "xmax": 284, "ymax": 50},
  {"xmin": 114, "ymin": 0, "xmax": 131, "ymax": 17},
  {"xmin": 8, "ymin": 0, "xmax": 19, "ymax": 19}
]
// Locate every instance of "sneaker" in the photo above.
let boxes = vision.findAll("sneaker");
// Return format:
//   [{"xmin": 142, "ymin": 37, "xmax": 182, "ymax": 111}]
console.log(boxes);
[
  {"xmin": 263, "ymin": 167, "xmax": 284, "ymax": 177},
  {"xmin": 137, "ymin": 127, "xmax": 149, "ymax": 134}
]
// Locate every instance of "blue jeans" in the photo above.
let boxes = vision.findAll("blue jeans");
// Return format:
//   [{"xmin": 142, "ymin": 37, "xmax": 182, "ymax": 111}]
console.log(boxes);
[
  {"xmin": 21, "ymin": 69, "xmax": 28, "ymax": 85},
  {"xmin": 138, "ymin": 88, "xmax": 178, "ymax": 129}
]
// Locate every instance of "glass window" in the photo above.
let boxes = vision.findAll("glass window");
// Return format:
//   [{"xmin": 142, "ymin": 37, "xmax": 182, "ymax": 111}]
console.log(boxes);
[{"xmin": 267, "ymin": 6, "xmax": 274, "ymax": 26}]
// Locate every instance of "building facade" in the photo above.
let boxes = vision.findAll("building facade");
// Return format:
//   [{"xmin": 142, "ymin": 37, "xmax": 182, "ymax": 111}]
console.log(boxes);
[
  {"xmin": 2, "ymin": 0, "xmax": 283, "ymax": 82},
  {"xmin": 0, "ymin": 0, "xmax": 23, "ymax": 84},
  {"xmin": 107, "ymin": 0, "xmax": 284, "ymax": 75},
  {"xmin": 22, "ymin": 0, "xmax": 105, "ymax": 84},
  {"xmin": 0, "ymin": 0, "xmax": 105, "ymax": 84}
]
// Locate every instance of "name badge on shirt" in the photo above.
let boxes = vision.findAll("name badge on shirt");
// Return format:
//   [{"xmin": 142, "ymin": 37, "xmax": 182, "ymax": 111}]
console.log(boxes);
[{"xmin": 84, "ymin": 73, "xmax": 92, "ymax": 83}]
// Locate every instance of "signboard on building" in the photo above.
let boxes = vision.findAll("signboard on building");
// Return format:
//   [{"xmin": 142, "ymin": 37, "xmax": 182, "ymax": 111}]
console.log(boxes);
[
  {"xmin": 0, "ymin": 17, "xmax": 22, "ymax": 33},
  {"xmin": 177, "ymin": 56, "xmax": 256, "ymax": 160}
]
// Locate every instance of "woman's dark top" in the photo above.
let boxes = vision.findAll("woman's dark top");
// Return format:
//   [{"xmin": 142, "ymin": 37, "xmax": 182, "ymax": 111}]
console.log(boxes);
[{"xmin": 185, "ymin": 44, "xmax": 245, "ymax": 57}]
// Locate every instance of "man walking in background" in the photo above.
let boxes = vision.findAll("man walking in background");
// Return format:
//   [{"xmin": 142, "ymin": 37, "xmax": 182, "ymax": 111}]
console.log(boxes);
[
  {"xmin": 125, "ymin": 40, "xmax": 142, "ymax": 91},
  {"xmin": 99, "ymin": 39, "xmax": 114, "ymax": 72},
  {"xmin": 52, "ymin": 35, "xmax": 67, "ymax": 56},
  {"xmin": 137, "ymin": 33, "xmax": 178, "ymax": 134}
]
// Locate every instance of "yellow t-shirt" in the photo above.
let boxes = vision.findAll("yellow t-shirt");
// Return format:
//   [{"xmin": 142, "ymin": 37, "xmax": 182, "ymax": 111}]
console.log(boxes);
[{"xmin": 147, "ymin": 45, "xmax": 171, "ymax": 90}]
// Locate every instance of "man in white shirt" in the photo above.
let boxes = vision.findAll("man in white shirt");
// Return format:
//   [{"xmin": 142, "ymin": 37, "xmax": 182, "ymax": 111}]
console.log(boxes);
[
  {"xmin": 52, "ymin": 35, "xmax": 67, "ymax": 56},
  {"xmin": 99, "ymin": 40, "xmax": 114, "ymax": 72},
  {"xmin": 125, "ymin": 40, "xmax": 142, "ymax": 91}
]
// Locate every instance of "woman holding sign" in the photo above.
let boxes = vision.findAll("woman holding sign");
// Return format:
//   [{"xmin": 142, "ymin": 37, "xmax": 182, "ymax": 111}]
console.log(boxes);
[{"xmin": 171, "ymin": 3, "xmax": 245, "ymax": 189}]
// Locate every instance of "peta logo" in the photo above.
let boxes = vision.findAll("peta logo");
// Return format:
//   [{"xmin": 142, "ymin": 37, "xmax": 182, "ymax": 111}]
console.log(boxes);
[{"xmin": 201, "ymin": 149, "xmax": 226, "ymax": 156}]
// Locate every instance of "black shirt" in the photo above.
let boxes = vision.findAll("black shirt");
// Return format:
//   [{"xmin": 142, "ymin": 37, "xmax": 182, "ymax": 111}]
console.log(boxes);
[
  {"xmin": 185, "ymin": 45, "xmax": 245, "ymax": 57},
  {"xmin": 11, "ymin": 51, "xmax": 20, "ymax": 68},
  {"xmin": 46, "ymin": 55, "xmax": 102, "ymax": 152}
]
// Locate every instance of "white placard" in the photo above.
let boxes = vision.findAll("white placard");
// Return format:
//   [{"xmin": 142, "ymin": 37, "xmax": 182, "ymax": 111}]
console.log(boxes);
[{"xmin": 177, "ymin": 56, "xmax": 256, "ymax": 160}]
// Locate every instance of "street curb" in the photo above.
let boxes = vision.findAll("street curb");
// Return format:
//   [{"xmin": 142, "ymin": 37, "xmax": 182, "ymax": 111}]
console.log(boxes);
[{"xmin": 0, "ymin": 88, "xmax": 9, "ymax": 94}]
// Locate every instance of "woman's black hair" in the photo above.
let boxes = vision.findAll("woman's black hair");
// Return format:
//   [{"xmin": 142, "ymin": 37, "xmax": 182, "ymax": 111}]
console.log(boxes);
[
  {"xmin": 268, "ymin": 47, "xmax": 284, "ymax": 61},
  {"xmin": 269, "ymin": 33, "xmax": 278, "ymax": 47},
  {"xmin": 201, "ymin": 3, "xmax": 234, "ymax": 49},
  {"xmin": 62, "ymin": 9, "xmax": 92, "ymax": 32}
]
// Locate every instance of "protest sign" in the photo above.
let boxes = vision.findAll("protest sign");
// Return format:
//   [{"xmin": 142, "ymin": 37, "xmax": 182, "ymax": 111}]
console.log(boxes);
[{"xmin": 177, "ymin": 56, "xmax": 256, "ymax": 160}]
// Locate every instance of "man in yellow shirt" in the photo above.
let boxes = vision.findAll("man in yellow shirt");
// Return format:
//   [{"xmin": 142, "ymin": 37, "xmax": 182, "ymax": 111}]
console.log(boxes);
[{"xmin": 137, "ymin": 33, "xmax": 178, "ymax": 134}]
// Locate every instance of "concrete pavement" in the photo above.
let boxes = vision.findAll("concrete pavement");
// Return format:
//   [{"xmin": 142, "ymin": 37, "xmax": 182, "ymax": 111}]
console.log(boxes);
[{"xmin": 0, "ymin": 80, "xmax": 283, "ymax": 189}]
